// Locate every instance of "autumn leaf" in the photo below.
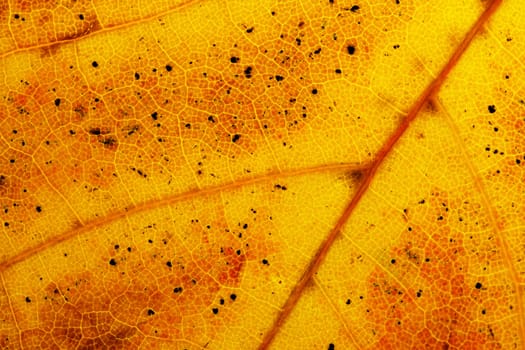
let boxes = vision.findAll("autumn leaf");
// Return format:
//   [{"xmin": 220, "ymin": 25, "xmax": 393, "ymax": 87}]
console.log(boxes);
[{"xmin": 1, "ymin": 0, "xmax": 524, "ymax": 348}]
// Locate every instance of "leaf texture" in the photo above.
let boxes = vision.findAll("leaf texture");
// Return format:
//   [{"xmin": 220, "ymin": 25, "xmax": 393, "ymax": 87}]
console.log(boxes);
[{"xmin": 0, "ymin": 0, "xmax": 524, "ymax": 349}]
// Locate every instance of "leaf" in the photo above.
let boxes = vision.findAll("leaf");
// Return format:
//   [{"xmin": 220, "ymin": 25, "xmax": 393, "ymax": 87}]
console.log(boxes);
[{"xmin": 0, "ymin": 0, "xmax": 524, "ymax": 348}]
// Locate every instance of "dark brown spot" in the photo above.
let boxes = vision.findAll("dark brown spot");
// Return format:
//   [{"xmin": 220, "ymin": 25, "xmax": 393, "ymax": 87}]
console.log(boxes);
[{"xmin": 244, "ymin": 66, "xmax": 253, "ymax": 78}]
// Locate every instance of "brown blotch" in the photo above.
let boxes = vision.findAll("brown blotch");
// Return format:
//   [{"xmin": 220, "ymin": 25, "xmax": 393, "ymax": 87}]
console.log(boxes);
[
  {"xmin": 21, "ymin": 272, "xmax": 141, "ymax": 348},
  {"xmin": 88, "ymin": 127, "xmax": 110, "ymax": 136},
  {"xmin": 425, "ymin": 97, "xmax": 439, "ymax": 113},
  {"xmin": 55, "ymin": 17, "xmax": 102, "ymax": 42},
  {"xmin": 342, "ymin": 169, "xmax": 365, "ymax": 188},
  {"xmin": 39, "ymin": 42, "xmax": 61, "ymax": 58},
  {"xmin": 99, "ymin": 137, "xmax": 118, "ymax": 150}
]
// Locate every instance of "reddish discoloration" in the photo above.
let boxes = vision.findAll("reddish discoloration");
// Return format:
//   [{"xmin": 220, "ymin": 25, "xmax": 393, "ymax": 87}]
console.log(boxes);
[
  {"xmin": 8, "ymin": 0, "xmax": 102, "ymax": 53},
  {"xmin": 364, "ymin": 212, "xmax": 507, "ymax": 349},
  {"xmin": 366, "ymin": 269, "xmax": 495, "ymax": 349},
  {"xmin": 20, "ymin": 236, "xmax": 250, "ymax": 348},
  {"xmin": 218, "ymin": 246, "xmax": 246, "ymax": 284},
  {"xmin": 20, "ymin": 272, "xmax": 141, "ymax": 348},
  {"xmin": 13, "ymin": 199, "xmax": 278, "ymax": 347}
]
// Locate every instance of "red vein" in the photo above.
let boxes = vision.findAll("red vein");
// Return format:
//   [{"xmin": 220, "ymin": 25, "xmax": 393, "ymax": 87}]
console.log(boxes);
[
  {"xmin": 258, "ymin": 0, "xmax": 504, "ymax": 348},
  {"xmin": 0, "ymin": 162, "xmax": 362, "ymax": 272}
]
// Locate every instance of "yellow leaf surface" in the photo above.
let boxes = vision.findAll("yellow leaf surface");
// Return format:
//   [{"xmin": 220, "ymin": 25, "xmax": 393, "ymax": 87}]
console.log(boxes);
[{"xmin": 1, "ymin": 0, "xmax": 524, "ymax": 348}]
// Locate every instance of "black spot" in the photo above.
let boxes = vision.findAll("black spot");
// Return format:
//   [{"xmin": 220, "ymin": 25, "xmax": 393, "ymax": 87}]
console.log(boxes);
[
  {"xmin": 151, "ymin": 111, "xmax": 158, "ymax": 120},
  {"xmin": 109, "ymin": 258, "xmax": 117, "ymax": 266},
  {"xmin": 345, "ymin": 299, "xmax": 351, "ymax": 305},
  {"xmin": 89, "ymin": 128, "xmax": 101, "ymax": 135},
  {"xmin": 91, "ymin": 61, "xmax": 99, "ymax": 68},
  {"xmin": 390, "ymin": 259, "xmax": 396, "ymax": 264},
  {"xmin": 212, "ymin": 308, "xmax": 219, "ymax": 315},
  {"xmin": 275, "ymin": 75, "xmax": 284, "ymax": 81},
  {"xmin": 335, "ymin": 68, "xmax": 342, "ymax": 74},
  {"xmin": 246, "ymin": 27, "xmax": 254, "ymax": 33},
  {"xmin": 475, "ymin": 282, "xmax": 482, "ymax": 289},
  {"xmin": 147, "ymin": 309, "xmax": 155, "ymax": 316},
  {"xmin": 488, "ymin": 105, "xmax": 496, "ymax": 113},
  {"xmin": 14, "ymin": 14, "xmax": 20, "ymax": 19},
  {"xmin": 35, "ymin": 206, "xmax": 42, "ymax": 213},
  {"xmin": 262, "ymin": 259, "xmax": 269, "ymax": 265},
  {"xmin": 311, "ymin": 88, "xmax": 318, "ymax": 95},
  {"xmin": 54, "ymin": 98, "xmax": 61, "ymax": 107},
  {"xmin": 244, "ymin": 66, "xmax": 253, "ymax": 78},
  {"xmin": 416, "ymin": 290, "xmax": 422, "ymax": 298},
  {"xmin": 25, "ymin": 296, "xmax": 31, "ymax": 303},
  {"xmin": 313, "ymin": 48, "xmax": 322, "ymax": 54},
  {"xmin": 230, "ymin": 56, "xmax": 240, "ymax": 63},
  {"xmin": 347, "ymin": 45, "xmax": 356, "ymax": 55},
  {"xmin": 100, "ymin": 137, "xmax": 117, "ymax": 147},
  {"xmin": 78, "ymin": 14, "xmax": 85, "ymax": 20},
  {"xmin": 134, "ymin": 72, "xmax": 140, "ymax": 80},
  {"xmin": 230, "ymin": 294, "xmax": 237, "ymax": 301},
  {"xmin": 232, "ymin": 134, "xmax": 241, "ymax": 143},
  {"xmin": 173, "ymin": 287, "xmax": 183, "ymax": 293},
  {"xmin": 350, "ymin": 5, "xmax": 360, "ymax": 12},
  {"xmin": 208, "ymin": 115, "xmax": 215, "ymax": 123},
  {"xmin": 166, "ymin": 261, "xmax": 172, "ymax": 267},
  {"xmin": 328, "ymin": 344, "xmax": 335, "ymax": 350},
  {"xmin": 165, "ymin": 64, "xmax": 173, "ymax": 72}
]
